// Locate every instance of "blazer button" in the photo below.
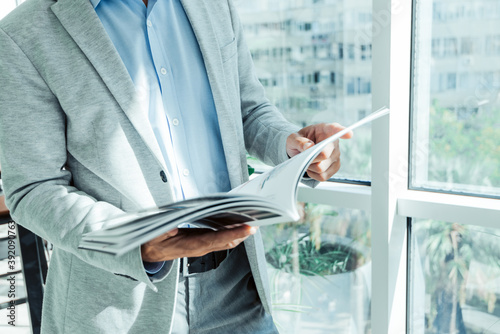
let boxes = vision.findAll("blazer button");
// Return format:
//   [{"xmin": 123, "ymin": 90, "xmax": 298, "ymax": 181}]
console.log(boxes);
[{"xmin": 160, "ymin": 171, "xmax": 168, "ymax": 183}]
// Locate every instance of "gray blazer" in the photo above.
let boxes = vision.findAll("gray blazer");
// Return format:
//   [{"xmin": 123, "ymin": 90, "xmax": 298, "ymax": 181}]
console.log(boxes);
[{"xmin": 0, "ymin": 0, "xmax": 300, "ymax": 332}]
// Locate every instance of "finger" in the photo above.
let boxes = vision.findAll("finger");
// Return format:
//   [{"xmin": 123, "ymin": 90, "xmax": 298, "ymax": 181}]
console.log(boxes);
[
  {"xmin": 288, "ymin": 133, "xmax": 314, "ymax": 150},
  {"xmin": 309, "ymin": 141, "xmax": 338, "ymax": 164},
  {"xmin": 286, "ymin": 133, "xmax": 315, "ymax": 157},
  {"xmin": 323, "ymin": 123, "xmax": 353, "ymax": 140},
  {"xmin": 307, "ymin": 158, "xmax": 341, "ymax": 182},
  {"xmin": 295, "ymin": 136, "xmax": 315, "ymax": 152},
  {"xmin": 147, "ymin": 228, "xmax": 180, "ymax": 245},
  {"xmin": 162, "ymin": 225, "xmax": 257, "ymax": 259},
  {"xmin": 307, "ymin": 150, "xmax": 340, "ymax": 174},
  {"xmin": 142, "ymin": 226, "xmax": 255, "ymax": 261},
  {"xmin": 313, "ymin": 140, "xmax": 340, "ymax": 164},
  {"xmin": 224, "ymin": 234, "xmax": 252, "ymax": 250},
  {"xmin": 195, "ymin": 225, "xmax": 257, "ymax": 252}
]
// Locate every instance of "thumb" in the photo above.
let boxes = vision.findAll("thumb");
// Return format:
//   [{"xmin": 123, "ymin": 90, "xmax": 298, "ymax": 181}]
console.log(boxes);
[
  {"xmin": 295, "ymin": 136, "xmax": 315, "ymax": 152},
  {"xmin": 287, "ymin": 133, "xmax": 315, "ymax": 158}
]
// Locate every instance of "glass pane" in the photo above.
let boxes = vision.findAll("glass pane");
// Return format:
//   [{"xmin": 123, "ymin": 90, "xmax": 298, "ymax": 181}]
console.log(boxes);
[
  {"xmin": 409, "ymin": 219, "xmax": 500, "ymax": 333},
  {"xmin": 235, "ymin": 0, "xmax": 373, "ymax": 181},
  {"xmin": 261, "ymin": 203, "xmax": 371, "ymax": 333},
  {"xmin": 0, "ymin": 0, "xmax": 25, "ymax": 20},
  {"xmin": 411, "ymin": 0, "xmax": 500, "ymax": 197}
]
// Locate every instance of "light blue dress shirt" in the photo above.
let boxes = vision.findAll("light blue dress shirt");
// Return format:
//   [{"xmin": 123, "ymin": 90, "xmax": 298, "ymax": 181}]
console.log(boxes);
[
  {"xmin": 91, "ymin": 0, "xmax": 231, "ymax": 201},
  {"xmin": 90, "ymin": 0, "xmax": 232, "ymax": 273}
]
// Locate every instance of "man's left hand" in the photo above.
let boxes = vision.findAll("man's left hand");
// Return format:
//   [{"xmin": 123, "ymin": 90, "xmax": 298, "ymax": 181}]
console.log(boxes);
[{"xmin": 286, "ymin": 123, "xmax": 353, "ymax": 182}]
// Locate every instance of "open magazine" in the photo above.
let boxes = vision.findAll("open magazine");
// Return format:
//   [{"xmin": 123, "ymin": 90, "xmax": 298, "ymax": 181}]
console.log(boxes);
[{"xmin": 79, "ymin": 107, "xmax": 389, "ymax": 255}]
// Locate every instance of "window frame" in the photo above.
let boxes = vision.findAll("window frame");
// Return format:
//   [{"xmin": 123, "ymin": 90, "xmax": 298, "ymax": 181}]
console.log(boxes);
[{"xmin": 294, "ymin": 0, "xmax": 500, "ymax": 332}]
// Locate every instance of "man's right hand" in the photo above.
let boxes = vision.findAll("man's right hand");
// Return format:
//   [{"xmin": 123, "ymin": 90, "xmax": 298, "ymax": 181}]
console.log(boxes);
[{"xmin": 140, "ymin": 225, "xmax": 257, "ymax": 262}]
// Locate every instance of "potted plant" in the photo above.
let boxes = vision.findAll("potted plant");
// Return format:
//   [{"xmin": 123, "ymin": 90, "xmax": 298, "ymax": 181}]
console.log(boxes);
[{"xmin": 262, "ymin": 203, "xmax": 372, "ymax": 334}]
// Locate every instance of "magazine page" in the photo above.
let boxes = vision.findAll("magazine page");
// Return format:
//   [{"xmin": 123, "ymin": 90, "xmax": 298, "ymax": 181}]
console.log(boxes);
[
  {"xmin": 98, "ymin": 195, "xmax": 236, "ymax": 230},
  {"xmin": 81, "ymin": 199, "xmax": 290, "ymax": 255},
  {"xmin": 86, "ymin": 197, "xmax": 285, "ymax": 242}
]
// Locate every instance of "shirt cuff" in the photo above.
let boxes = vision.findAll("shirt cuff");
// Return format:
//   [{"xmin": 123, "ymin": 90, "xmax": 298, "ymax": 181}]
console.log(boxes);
[{"xmin": 143, "ymin": 261, "xmax": 165, "ymax": 275}]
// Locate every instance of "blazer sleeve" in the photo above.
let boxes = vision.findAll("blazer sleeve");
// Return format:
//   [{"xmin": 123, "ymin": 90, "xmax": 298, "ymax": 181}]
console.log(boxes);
[
  {"xmin": 0, "ymin": 28, "xmax": 163, "ymax": 290},
  {"xmin": 226, "ymin": 0, "xmax": 301, "ymax": 167}
]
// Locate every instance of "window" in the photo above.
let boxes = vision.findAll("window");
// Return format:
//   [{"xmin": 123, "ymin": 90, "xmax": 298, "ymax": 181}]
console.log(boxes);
[
  {"xmin": 408, "ymin": 219, "xmax": 500, "ymax": 333},
  {"xmin": 237, "ymin": 3, "xmax": 500, "ymax": 331},
  {"xmin": 446, "ymin": 73, "xmax": 457, "ymax": 90},
  {"xmin": 347, "ymin": 43, "xmax": 355, "ymax": 60},
  {"xmin": 360, "ymin": 44, "xmax": 371, "ymax": 61},
  {"xmin": 236, "ymin": 0, "xmax": 373, "ymax": 182},
  {"xmin": 431, "ymin": 38, "xmax": 441, "ymax": 57},
  {"xmin": 443, "ymin": 38, "xmax": 458, "ymax": 57},
  {"xmin": 460, "ymin": 37, "xmax": 476, "ymax": 55},
  {"xmin": 411, "ymin": 0, "xmax": 500, "ymax": 198},
  {"xmin": 330, "ymin": 72, "xmax": 336, "ymax": 85},
  {"xmin": 407, "ymin": 1, "xmax": 500, "ymax": 333},
  {"xmin": 0, "ymin": 0, "xmax": 24, "ymax": 20}
]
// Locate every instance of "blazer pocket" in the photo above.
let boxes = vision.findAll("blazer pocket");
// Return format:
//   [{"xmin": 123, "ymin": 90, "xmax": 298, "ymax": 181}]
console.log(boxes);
[{"xmin": 220, "ymin": 38, "xmax": 237, "ymax": 63}]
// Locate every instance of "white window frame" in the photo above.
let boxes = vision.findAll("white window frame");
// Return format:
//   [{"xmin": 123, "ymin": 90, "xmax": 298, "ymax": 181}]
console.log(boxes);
[{"xmin": 295, "ymin": 0, "xmax": 500, "ymax": 332}]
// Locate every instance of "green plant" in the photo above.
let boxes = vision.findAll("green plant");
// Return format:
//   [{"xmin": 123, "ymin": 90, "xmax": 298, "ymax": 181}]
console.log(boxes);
[
  {"xmin": 428, "ymin": 102, "xmax": 500, "ymax": 188},
  {"xmin": 416, "ymin": 220, "xmax": 500, "ymax": 333},
  {"xmin": 264, "ymin": 202, "xmax": 365, "ymax": 276},
  {"xmin": 266, "ymin": 234, "xmax": 360, "ymax": 276}
]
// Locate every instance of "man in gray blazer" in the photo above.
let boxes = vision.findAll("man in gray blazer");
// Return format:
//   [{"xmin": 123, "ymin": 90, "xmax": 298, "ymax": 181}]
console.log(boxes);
[{"xmin": 0, "ymin": 0, "xmax": 350, "ymax": 332}]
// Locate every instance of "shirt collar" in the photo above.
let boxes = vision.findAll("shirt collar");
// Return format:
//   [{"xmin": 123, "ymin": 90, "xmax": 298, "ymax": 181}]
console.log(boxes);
[{"xmin": 89, "ymin": 0, "xmax": 101, "ymax": 9}]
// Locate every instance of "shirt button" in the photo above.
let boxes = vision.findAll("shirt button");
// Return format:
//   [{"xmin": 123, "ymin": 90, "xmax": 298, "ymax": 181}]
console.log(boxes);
[
  {"xmin": 160, "ymin": 170, "xmax": 167, "ymax": 183},
  {"xmin": 147, "ymin": 20, "xmax": 153, "ymax": 27},
  {"xmin": 160, "ymin": 67, "xmax": 167, "ymax": 75},
  {"xmin": 172, "ymin": 118, "xmax": 179, "ymax": 126},
  {"xmin": 182, "ymin": 169, "xmax": 190, "ymax": 177}
]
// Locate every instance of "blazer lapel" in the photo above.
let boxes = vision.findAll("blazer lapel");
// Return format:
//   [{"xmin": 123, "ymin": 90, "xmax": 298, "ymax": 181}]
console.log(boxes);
[
  {"xmin": 180, "ymin": 0, "xmax": 245, "ymax": 188},
  {"xmin": 51, "ymin": 0, "xmax": 167, "ymax": 171}
]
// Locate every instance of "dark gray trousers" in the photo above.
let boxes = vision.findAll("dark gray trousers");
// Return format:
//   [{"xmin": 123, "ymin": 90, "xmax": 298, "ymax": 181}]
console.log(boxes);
[{"xmin": 171, "ymin": 244, "xmax": 278, "ymax": 334}]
